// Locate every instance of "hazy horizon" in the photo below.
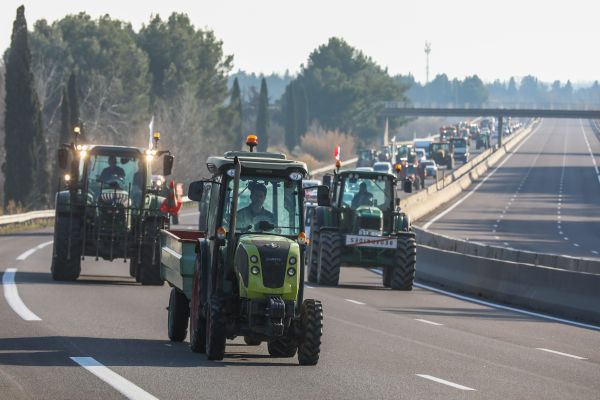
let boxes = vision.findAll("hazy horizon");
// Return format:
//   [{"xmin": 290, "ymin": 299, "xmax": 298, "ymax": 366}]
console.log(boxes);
[{"xmin": 2, "ymin": 1, "xmax": 599, "ymax": 85}]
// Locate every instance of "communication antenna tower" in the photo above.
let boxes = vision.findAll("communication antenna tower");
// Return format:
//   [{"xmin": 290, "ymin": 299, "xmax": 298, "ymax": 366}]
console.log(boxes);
[{"xmin": 424, "ymin": 41, "xmax": 431, "ymax": 84}]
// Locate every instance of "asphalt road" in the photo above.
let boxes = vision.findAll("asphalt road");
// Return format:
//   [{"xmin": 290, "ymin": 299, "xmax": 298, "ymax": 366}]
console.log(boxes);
[
  {"xmin": 422, "ymin": 118, "xmax": 600, "ymax": 259},
  {"xmin": 0, "ymin": 210, "xmax": 598, "ymax": 399}
]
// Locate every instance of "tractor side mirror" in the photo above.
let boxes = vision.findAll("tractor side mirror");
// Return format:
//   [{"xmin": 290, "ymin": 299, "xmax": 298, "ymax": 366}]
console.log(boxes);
[
  {"xmin": 188, "ymin": 180, "xmax": 204, "ymax": 201},
  {"xmin": 58, "ymin": 148, "xmax": 69, "ymax": 170},
  {"xmin": 316, "ymin": 185, "xmax": 331, "ymax": 207},
  {"xmin": 403, "ymin": 178, "xmax": 413, "ymax": 193},
  {"xmin": 163, "ymin": 155, "xmax": 174, "ymax": 176}
]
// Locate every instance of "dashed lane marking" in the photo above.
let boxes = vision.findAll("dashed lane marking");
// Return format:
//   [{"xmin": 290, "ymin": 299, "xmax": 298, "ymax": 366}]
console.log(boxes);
[
  {"xmin": 536, "ymin": 348, "xmax": 587, "ymax": 360},
  {"xmin": 416, "ymin": 375, "xmax": 476, "ymax": 391},
  {"xmin": 16, "ymin": 240, "xmax": 53, "ymax": 261},
  {"xmin": 2, "ymin": 268, "xmax": 41, "ymax": 321},
  {"xmin": 592, "ymin": 250, "xmax": 599, "ymax": 255},
  {"xmin": 70, "ymin": 357, "xmax": 159, "ymax": 400},
  {"xmin": 415, "ymin": 319, "xmax": 443, "ymax": 326},
  {"xmin": 345, "ymin": 299, "xmax": 365, "ymax": 305}
]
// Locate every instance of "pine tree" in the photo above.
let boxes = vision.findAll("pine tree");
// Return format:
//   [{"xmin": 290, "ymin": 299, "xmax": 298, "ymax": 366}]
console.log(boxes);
[
  {"xmin": 256, "ymin": 78, "xmax": 269, "ymax": 152},
  {"xmin": 230, "ymin": 78, "xmax": 242, "ymax": 149},
  {"xmin": 284, "ymin": 83, "xmax": 296, "ymax": 151},
  {"xmin": 3, "ymin": 6, "xmax": 48, "ymax": 209}
]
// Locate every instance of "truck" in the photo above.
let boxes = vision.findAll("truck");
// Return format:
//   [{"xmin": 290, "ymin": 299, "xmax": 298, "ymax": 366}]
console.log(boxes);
[
  {"xmin": 160, "ymin": 136, "xmax": 324, "ymax": 364},
  {"xmin": 52, "ymin": 128, "xmax": 174, "ymax": 285},
  {"xmin": 307, "ymin": 168, "xmax": 416, "ymax": 290},
  {"xmin": 449, "ymin": 137, "xmax": 469, "ymax": 163}
]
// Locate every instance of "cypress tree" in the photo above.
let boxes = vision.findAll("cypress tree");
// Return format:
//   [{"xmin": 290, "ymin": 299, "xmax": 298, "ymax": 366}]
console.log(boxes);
[
  {"xmin": 3, "ymin": 6, "xmax": 48, "ymax": 209},
  {"xmin": 230, "ymin": 78, "xmax": 242, "ymax": 149},
  {"xmin": 59, "ymin": 87, "xmax": 71, "ymax": 145},
  {"xmin": 67, "ymin": 72, "xmax": 80, "ymax": 139},
  {"xmin": 284, "ymin": 83, "xmax": 296, "ymax": 151},
  {"xmin": 256, "ymin": 78, "xmax": 269, "ymax": 152},
  {"xmin": 294, "ymin": 81, "xmax": 309, "ymax": 140}
]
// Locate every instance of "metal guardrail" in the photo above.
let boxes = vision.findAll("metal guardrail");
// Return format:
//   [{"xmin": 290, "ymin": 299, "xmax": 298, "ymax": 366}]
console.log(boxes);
[{"xmin": 0, "ymin": 209, "xmax": 54, "ymax": 226}]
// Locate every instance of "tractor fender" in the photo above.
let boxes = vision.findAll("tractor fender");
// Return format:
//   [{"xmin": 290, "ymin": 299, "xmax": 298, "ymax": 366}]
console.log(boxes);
[
  {"xmin": 54, "ymin": 190, "xmax": 72, "ymax": 213},
  {"xmin": 312, "ymin": 206, "xmax": 339, "ymax": 235}
]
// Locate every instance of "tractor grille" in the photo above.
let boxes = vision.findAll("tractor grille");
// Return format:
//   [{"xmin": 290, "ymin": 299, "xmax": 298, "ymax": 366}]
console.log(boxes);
[
  {"xmin": 255, "ymin": 241, "xmax": 289, "ymax": 289},
  {"xmin": 357, "ymin": 216, "xmax": 382, "ymax": 231}
]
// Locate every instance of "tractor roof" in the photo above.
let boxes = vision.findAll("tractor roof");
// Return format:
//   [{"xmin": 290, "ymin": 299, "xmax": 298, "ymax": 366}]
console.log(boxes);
[
  {"xmin": 85, "ymin": 145, "xmax": 147, "ymax": 154},
  {"xmin": 206, "ymin": 151, "xmax": 308, "ymax": 175},
  {"xmin": 339, "ymin": 169, "xmax": 396, "ymax": 178}
]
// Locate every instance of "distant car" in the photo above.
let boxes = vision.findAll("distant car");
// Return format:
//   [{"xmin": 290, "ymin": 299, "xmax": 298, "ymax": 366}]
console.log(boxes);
[
  {"xmin": 355, "ymin": 167, "xmax": 374, "ymax": 172},
  {"xmin": 372, "ymin": 162, "xmax": 393, "ymax": 174},
  {"xmin": 420, "ymin": 160, "xmax": 437, "ymax": 177}
]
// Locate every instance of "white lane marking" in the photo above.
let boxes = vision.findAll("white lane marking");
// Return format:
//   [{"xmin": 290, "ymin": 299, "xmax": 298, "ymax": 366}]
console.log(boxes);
[
  {"xmin": 415, "ymin": 318, "xmax": 443, "ymax": 326},
  {"xmin": 416, "ymin": 374, "xmax": 476, "ymax": 391},
  {"xmin": 494, "ymin": 236, "xmax": 499, "ymax": 240},
  {"xmin": 304, "ymin": 284, "xmax": 315, "ymax": 289},
  {"xmin": 592, "ymin": 250, "xmax": 599, "ymax": 255},
  {"xmin": 16, "ymin": 240, "xmax": 53, "ymax": 261},
  {"xmin": 70, "ymin": 357, "xmax": 159, "ymax": 400},
  {"xmin": 503, "ymin": 242, "xmax": 509, "ymax": 246},
  {"xmin": 564, "ymin": 237, "xmax": 569, "ymax": 241},
  {"xmin": 345, "ymin": 299, "xmax": 365, "ymax": 305},
  {"xmin": 368, "ymin": 268, "xmax": 600, "ymax": 331},
  {"xmin": 573, "ymin": 243, "xmax": 580, "ymax": 247},
  {"xmin": 422, "ymin": 123, "xmax": 541, "ymax": 230},
  {"xmin": 536, "ymin": 348, "xmax": 587, "ymax": 360},
  {"xmin": 580, "ymin": 120, "xmax": 600, "ymax": 183},
  {"xmin": 559, "ymin": 231, "xmax": 563, "ymax": 235},
  {"xmin": 2, "ymin": 268, "xmax": 41, "ymax": 321}
]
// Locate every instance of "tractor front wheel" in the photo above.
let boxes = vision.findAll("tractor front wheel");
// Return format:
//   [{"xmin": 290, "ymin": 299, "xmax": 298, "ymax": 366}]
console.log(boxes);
[
  {"xmin": 51, "ymin": 214, "xmax": 82, "ymax": 281},
  {"xmin": 391, "ymin": 236, "xmax": 417, "ymax": 290},
  {"xmin": 297, "ymin": 299, "xmax": 323, "ymax": 366},
  {"xmin": 167, "ymin": 288, "xmax": 190, "ymax": 342},
  {"xmin": 205, "ymin": 296, "xmax": 226, "ymax": 360}
]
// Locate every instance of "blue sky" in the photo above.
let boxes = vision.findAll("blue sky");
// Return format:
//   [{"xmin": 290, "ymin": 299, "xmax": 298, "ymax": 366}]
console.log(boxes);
[{"xmin": 2, "ymin": 0, "xmax": 599, "ymax": 84}]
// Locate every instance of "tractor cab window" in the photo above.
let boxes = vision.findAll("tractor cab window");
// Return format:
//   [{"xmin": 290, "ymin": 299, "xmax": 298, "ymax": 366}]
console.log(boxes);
[
  {"xmin": 222, "ymin": 175, "xmax": 302, "ymax": 236},
  {"xmin": 85, "ymin": 154, "xmax": 144, "ymax": 206},
  {"xmin": 340, "ymin": 174, "xmax": 392, "ymax": 212}
]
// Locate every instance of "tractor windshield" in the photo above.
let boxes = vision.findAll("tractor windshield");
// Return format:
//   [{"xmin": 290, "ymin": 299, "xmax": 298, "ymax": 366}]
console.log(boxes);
[
  {"xmin": 339, "ymin": 174, "xmax": 393, "ymax": 212},
  {"xmin": 223, "ymin": 175, "xmax": 302, "ymax": 236},
  {"xmin": 85, "ymin": 153, "xmax": 145, "ymax": 207}
]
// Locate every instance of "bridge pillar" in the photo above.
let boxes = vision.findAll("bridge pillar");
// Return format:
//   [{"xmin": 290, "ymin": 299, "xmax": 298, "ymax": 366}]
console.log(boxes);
[{"xmin": 497, "ymin": 116, "xmax": 503, "ymax": 147}]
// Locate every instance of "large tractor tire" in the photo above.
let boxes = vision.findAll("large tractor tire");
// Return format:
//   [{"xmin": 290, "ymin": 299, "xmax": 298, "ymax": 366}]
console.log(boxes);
[
  {"xmin": 51, "ymin": 214, "xmax": 82, "ymax": 281},
  {"xmin": 307, "ymin": 233, "xmax": 319, "ymax": 283},
  {"xmin": 167, "ymin": 288, "xmax": 190, "ymax": 342},
  {"xmin": 297, "ymin": 299, "xmax": 323, "ymax": 366},
  {"xmin": 382, "ymin": 267, "xmax": 392, "ymax": 288},
  {"xmin": 268, "ymin": 336, "xmax": 297, "ymax": 358},
  {"xmin": 136, "ymin": 242, "xmax": 164, "ymax": 286},
  {"xmin": 390, "ymin": 235, "xmax": 417, "ymax": 291},
  {"xmin": 243, "ymin": 336, "xmax": 262, "ymax": 346},
  {"xmin": 205, "ymin": 296, "xmax": 226, "ymax": 360},
  {"xmin": 317, "ymin": 231, "xmax": 342, "ymax": 286},
  {"xmin": 189, "ymin": 264, "xmax": 206, "ymax": 353}
]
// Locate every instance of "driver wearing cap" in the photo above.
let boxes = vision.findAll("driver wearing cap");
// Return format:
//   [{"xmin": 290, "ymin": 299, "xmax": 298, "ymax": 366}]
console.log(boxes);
[
  {"xmin": 99, "ymin": 155, "xmax": 126, "ymax": 184},
  {"xmin": 237, "ymin": 183, "xmax": 274, "ymax": 229}
]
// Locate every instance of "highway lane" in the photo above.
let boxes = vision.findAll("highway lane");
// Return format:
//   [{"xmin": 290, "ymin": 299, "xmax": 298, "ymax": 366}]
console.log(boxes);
[
  {"xmin": 422, "ymin": 118, "xmax": 600, "ymax": 259},
  {"xmin": 0, "ymin": 214, "xmax": 598, "ymax": 399}
]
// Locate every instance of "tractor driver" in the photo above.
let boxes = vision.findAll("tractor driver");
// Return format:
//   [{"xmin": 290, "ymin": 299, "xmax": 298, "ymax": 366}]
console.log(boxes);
[
  {"xmin": 237, "ymin": 182, "xmax": 274, "ymax": 230},
  {"xmin": 99, "ymin": 155, "xmax": 126, "ymax": 184},
  {"xmin": 351, "ymin": 181, "xmax": 373, "ymax": 209}
]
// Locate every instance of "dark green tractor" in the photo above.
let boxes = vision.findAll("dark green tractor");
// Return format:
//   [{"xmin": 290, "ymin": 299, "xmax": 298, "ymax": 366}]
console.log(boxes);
[
  {"xmin": 307, "ymin": 169, "xmax": 416, "ymax": 290},
  {"xmin": 429, "ymin": 141, "xmax": 454, "ymax": 170},
  {"xmin": 164, "ymin": 141, "xmax": 324, "ymax": 364},
  {"xmin": 52, "ymin": 131, "xmax": 174, "ymax": 285}
]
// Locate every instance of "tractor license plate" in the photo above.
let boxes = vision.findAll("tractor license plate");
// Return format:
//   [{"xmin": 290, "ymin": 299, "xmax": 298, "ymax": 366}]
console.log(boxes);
[{"xmin": 345, "ymin": 235, "xmax": 397, "ymax": 249}]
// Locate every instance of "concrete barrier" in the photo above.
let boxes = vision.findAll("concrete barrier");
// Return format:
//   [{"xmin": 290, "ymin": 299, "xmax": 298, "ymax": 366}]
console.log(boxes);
[{"xmin": 417, "ymin": 245, "xmax": 600, "ymax": 325}]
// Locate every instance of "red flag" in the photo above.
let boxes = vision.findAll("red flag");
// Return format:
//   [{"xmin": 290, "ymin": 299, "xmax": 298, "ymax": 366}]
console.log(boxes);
[{"xmin": 334, "ymin": 145, "xmax": 341, "ymax": 161}]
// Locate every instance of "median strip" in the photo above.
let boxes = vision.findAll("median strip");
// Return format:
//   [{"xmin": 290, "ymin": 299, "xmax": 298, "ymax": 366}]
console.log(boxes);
[
  {"xmin": 2, "ymin": 268, "xmax": 41, "ymax": 321},
  {"xmin": 70, "ymin": 357, "xmax": 159, "ymax": 400}
]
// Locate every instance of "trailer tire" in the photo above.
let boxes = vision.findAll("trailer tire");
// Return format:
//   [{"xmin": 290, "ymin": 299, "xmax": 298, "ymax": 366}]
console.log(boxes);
[
  {"xmin": 205, "ymin": 296, "xmax": 226, "ymax": 361},
  {"xmin": 268, "ymin": 337, "xmax": 297, "ymax": 357},
  {"xmin": 317, "ymin": 231, "xmax": 341, "ymax": 286},
  {"xmin": 391, "ymin": 236, "xmax": 416, "ymax": 291},
  {"xmin": 51, "ymin": 214, "xmax": 82, "ymax": 281},
  {"xmin": 297, "ymin": 299, "xmax": 323, "ymax": 366},
  {"xmin": 167, "ymin": 288, "xmax": 190, "ymax": 342}
]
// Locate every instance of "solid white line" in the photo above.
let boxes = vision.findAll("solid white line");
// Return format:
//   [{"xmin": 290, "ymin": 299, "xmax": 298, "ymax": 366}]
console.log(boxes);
[
  {"xmin": 70, "ymin": 357, "xmax": 159, "ymax": 400},
  {"xmin": 423, "ymin": 124, "xmax": 541, "ymax": 230},
  {"xmin": 416, "ymin": 374, "xmax": 476, "ymax": 391},
  {"xmin": 2, "ymin": 268, "xmax": 41, "ymax": 321},
  {"xmin": 580, "ymin": 120, "xmax": 600, "ymax": 183},
  {"xmin": 345, "ymin": 299, "xmax": 365, "ymax": 305},
  {"xmin": 536, "ymin": 348, "xmax": 587, "ymax": 360},
  {"xmin": 16, "ymin": 240, "xmax": 53, "ymax": 261},
  {"xmin": 592, "ymin": 251, "xmax": 599, "ymax": 255},
  {"xmin": 415, "ymin": 318, "xmax": 443, "ymax": 326}
]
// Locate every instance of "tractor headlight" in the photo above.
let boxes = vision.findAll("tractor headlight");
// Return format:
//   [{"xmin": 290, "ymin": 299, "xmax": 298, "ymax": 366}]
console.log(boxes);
[
  {"xmin": 64, "ymin": 174, "xmax": 71, "ymax": 182},
  {"xmin": 289, "ymin": 256, "xmax": 297, "ymax": 265},
  {"xmin": 251, "ymin": 266, "xmax": 260, "ymax": 275},
  {"xmin": 250, "ymin": 255, "xmax": 258, "ymax": 263},
  {"xmin": 287, "ymin": 268, "xmax": 296, "ymax": 277},
  {"xmin": 79, "ymin": 150, "xmax": 87, "ymax": 159}
]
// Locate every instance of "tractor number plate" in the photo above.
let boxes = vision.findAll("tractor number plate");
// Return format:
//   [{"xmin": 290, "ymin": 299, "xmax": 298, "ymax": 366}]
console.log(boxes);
[{"xmin": 345, "ymin": 235, "xmax": 397, "ymax": 249}]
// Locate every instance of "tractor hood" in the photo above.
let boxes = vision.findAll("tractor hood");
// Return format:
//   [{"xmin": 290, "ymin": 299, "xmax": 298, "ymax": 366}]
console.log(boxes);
[
  {"xmin": 355, "ymin": 206, "xmax": 383, "ymax": 233},
  {"xmin": 234, "ymin": 234, "xmax": 300, "ymax": 301}
]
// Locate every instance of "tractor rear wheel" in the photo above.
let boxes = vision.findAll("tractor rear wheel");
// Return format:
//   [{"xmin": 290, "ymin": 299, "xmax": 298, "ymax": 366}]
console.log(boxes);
[
  {"xmin": 297, "ymin": 299, "xmax": 323, "ymax": 366},
  {"xmin": 51, "ymin": 214, "xmax": 82, "ymax": 281},
  {"xmin": 205, "ymin": 296, "xmax": 226, "ymax": 360},
  {"xmin": 390, "ymin": 236, "xmax": 416, "ymax": 291},
  {"xmin": 268, "ymin": 336, "xmax": 297, "ymax": 357},
  {"xmin": 136, "ymin": 242, "xmax": 163, "ymax": 286},
  {"xmin": 243, "ymin": 336, "xmax": 261, "ymax": 346},
  {"xmin": 317, "ymin": 231, "xmax": 341, "ymax": 286},
  {"xmin": 307, "ymin": 233, "xmax": 319, "ymax": 283},
  {"xmin": 167, "ymin": 288, "xmax": 190, "ymax": 342}
]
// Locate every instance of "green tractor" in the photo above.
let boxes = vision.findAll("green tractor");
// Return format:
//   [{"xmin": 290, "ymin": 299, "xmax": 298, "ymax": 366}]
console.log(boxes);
[
  {"xmin": 162, "ymin": 137, "xmax": 324, "ymax": 364},
  {"xmin": 307, "ymin": 169, "xmax": 416, "ymax": 290},
  {"xmin": 52, "ymin": 129, "xmax": 174, "ymax": 285},
  {"xmin": 429, "ymin": 141, "xmax": 454, "ymax": 170}
]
